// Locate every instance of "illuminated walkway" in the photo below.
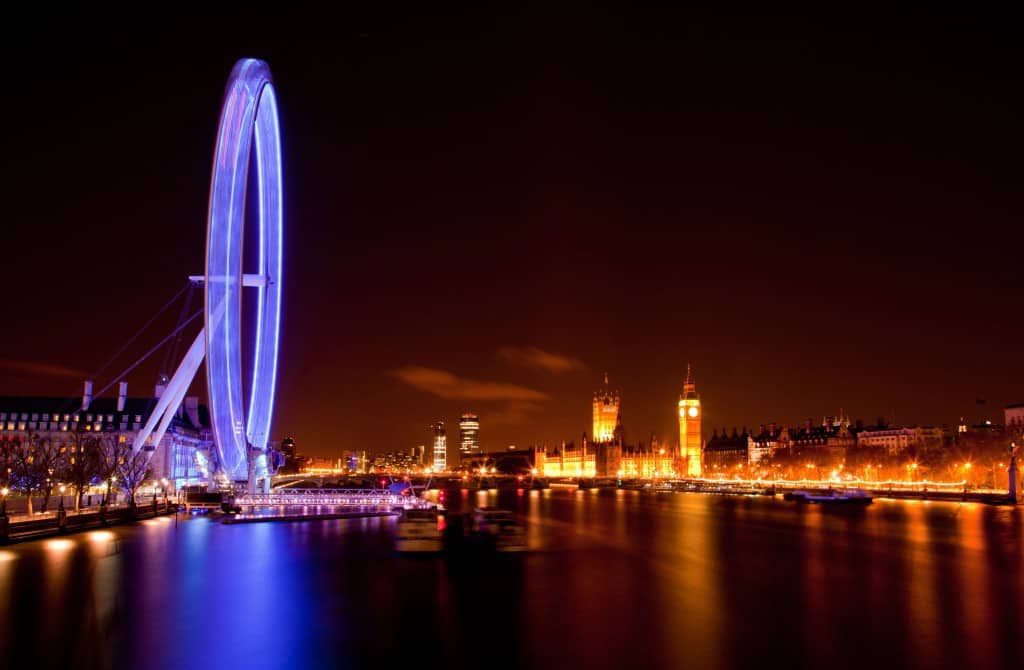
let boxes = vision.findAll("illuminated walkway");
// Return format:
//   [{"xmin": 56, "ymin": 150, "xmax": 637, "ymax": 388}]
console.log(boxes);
[{"xmin": 234, "ymin": 488, "xmax": 433, "ymax": 510}]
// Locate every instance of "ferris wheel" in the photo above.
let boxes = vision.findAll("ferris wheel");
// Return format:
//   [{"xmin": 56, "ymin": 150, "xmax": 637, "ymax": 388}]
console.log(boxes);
[{"xmin": 129, "ymin": 59, "xmax": 283, "ymax": 491}]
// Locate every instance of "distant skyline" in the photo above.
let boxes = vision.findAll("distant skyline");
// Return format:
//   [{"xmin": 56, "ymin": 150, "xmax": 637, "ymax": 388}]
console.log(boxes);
[{"xmin": 2, "ymin": 9, "xmax": 1022, "ymax": 456}]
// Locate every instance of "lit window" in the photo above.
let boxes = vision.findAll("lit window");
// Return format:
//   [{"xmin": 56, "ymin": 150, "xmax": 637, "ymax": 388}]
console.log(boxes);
[
  {"xmin": 86, "ymin": 414, "xmax": 93, "ymax": 422},
  {"xmin": 107, "ymin": 414, "xmax": 113, "ymax": 422},
  {"xmin": 31, "ymin": 413, "xmax": 38, "ymax": 421}
]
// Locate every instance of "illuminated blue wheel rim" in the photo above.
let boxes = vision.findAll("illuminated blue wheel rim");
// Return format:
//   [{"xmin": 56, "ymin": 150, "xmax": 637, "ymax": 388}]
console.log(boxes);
[{"xmin": 205, "ymin": 59, "xmax": 283, "ymax": 480}]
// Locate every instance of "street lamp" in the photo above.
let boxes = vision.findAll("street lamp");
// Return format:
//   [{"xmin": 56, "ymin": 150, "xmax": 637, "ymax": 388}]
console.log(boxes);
[
  {"xmin": 59, "ymin": 484, "xmax": 65, "ymax": 512},
  {"xmin": 1, "ymin": 487, "xmax": 7, "ymax": 517}
]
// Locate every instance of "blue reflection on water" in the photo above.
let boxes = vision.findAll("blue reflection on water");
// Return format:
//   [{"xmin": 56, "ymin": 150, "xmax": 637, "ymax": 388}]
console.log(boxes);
[{"xmin": 0, "ymin": 493, "xmax": 1022, "ymax": 670}]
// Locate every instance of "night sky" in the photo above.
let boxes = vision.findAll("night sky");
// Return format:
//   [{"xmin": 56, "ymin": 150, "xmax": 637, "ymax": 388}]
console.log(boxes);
[{"xmin": 2, "ymin": 9, "xmax": 1022, "ymax": 458}]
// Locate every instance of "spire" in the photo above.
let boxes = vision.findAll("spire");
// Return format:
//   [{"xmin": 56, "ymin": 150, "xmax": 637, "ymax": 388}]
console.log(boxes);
[
  {"xmin": 681, "ymin": 364, "xmax": 696, "ymax": 399},
  {"xmin": 603, "ymin": 371, "xmax": 609, "ymax": 386}
]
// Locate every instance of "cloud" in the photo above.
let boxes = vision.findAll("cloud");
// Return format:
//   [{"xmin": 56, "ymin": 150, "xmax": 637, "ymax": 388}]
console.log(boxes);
[
  {"xmin": 0, "ymin": 359, "xmax": 87, "ymax": 379},
  {"xmin": 483, "ymin": 400, "xmax": 545, "ymax": 426},
  {"xmin": 498, "ymin": 347, "xmax": 585, "ymax": 374},
  {"xmin": 391, "ymin": 366, "xmax": 550, "ymax": 402}
]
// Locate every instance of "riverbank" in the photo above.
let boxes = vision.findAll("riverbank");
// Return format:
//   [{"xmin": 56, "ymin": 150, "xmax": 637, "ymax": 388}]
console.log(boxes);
[{"xmin": 0, "ymin": 499, "xmax": 176, "ymax": 544}]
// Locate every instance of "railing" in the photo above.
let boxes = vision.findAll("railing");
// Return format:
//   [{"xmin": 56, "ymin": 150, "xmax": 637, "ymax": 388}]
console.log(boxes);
[
  {"xmin": 7, "ymin": 503, "xmax": 133, "ymax": 524},
  {"xmin": 1, "ymin": 500, "xmax": 175, "ymax": 543}
]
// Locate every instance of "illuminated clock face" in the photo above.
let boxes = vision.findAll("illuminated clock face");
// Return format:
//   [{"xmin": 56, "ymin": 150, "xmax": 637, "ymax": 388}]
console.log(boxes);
[{"xmin": 687, "ymin": 406, "xmax": 699, "ymax": 418}]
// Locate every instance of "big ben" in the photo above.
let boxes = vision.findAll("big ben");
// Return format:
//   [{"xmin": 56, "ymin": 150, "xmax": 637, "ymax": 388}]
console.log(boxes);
[{"xmin": 678, "ymin": 364, "xmax": 702, "ymax": 477}]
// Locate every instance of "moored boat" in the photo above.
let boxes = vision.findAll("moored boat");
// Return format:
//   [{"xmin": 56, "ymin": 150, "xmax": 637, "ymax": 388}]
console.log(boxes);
[
  {"xmin": 395, "ymin": 507, "xmax": 443, "ymax": 552},
  {"xmin": 472, "ymin": 506, "xmax": 527, "ymax": 552},
  {"xmin": 784, "ymin": 488, "xmax": 872, "ymax": 505}
]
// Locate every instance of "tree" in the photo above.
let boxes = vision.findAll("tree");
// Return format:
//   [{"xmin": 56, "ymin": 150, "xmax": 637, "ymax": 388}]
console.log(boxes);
[
  {"xmin": 96, "ymin": 434, "xmax": 130, "ymax": 506},
  {"xmin": 10, "ymin": 432, "xmax": 44, "ymax": 514},
  {"xmin": 59, "ymin": 432, "xmax": 101, "ymax": 511},
  {"xmin": 34, "ymin": 436, "xmax": 61, "ymax": 512},
  {"xmin": 0, "ymin": 435, "xmax": 14, "ymax": 489},
  {"xmin": 117, "ymin": 447, "xmax": 151, "ymax": 510}
]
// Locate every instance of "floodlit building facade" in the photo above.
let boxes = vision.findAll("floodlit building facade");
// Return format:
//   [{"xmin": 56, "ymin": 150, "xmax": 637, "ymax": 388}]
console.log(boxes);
[
  {"xmin": 459, "ymin": 413, "xmax": 480, "ymax": 456},
  {"xmin": 0, "ymin": 387, "xmax": 214, "ymax": 490},
  {"xmin": 678, "ymin": 366, "xmax": 702, "ymax": 477},
  {"xmin": 432, "ymin": 421, "xmax": 447, "ymax": 472},
  {"xmin": 593, "ymin": 373, "xmax": 620, "ymax": 443}
]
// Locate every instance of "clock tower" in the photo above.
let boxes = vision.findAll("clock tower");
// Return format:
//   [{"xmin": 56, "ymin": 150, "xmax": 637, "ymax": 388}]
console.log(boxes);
[{"xmin": 678, "ymin": 364, "xmax": 702, "ymax": 477}]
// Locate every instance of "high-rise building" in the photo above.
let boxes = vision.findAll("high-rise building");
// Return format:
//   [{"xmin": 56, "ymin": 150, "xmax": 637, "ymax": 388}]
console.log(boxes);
[
  {"xmin": 432, "ymin": 421, "xmax": 447, "ymax": 472},
  {"xmin": 678, "ymin": 365, "xmax": 702, "ymax": 477},
  {"xmin": 411, "ymin": 444, "xmax": 426, "ymax": 465},
  {"xmin": 592, "ymin": 373, "xmax": 620, "ymax": 443},
  {"xmin": 459, "ymin": 413, "xmax": 480, "ymax": 454}
]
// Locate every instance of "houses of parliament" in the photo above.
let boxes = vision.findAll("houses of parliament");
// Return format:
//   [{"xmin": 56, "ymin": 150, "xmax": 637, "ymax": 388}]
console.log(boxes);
[{"xmin": 539, "ymin": 368, "xmax": 702, "ymax": 478}]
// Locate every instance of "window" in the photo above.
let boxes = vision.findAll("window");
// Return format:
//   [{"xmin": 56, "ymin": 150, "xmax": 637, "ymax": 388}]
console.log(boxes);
[
  {"xmin": 86, "ymin": 414, "xmax": 93, "ymax": 422},
  {"xmin": 31, "ymin": 414, "xmax": 38, "ymax": 421},
  {"xmin": 42, "ymin": 414, "xmax": 49, "ymax": 421},
  {"xmin": 107, "ymin": 414, "xmax": 113, "ymax": 422}
]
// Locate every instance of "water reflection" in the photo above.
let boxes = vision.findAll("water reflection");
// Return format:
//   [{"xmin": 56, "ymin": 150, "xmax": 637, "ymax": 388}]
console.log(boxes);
[{"xmin": 0, "ymin": 493, "xmax": 1021, "ymax": 669}]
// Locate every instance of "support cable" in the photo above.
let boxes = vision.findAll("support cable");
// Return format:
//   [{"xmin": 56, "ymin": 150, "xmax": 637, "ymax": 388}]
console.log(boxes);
[
  {"xmin": 89, "ymin": 281, "xmax": 191, "ymax": 383},
  {"xmin": 92, "ymin": 309, "xmax": 204, "ymax": 399}
]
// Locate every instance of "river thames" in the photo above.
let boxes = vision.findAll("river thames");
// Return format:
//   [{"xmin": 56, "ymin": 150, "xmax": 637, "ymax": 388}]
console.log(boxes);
[{"xmin": 1, "ymin": 489, "xmax": 1021, "ymax": 669}]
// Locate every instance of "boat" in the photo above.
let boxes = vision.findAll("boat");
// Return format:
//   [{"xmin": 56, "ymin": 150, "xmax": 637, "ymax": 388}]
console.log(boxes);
[
  {"xmin": 577, "ymin": 478, "xmax": 617, "ymax": 490},
  {"xmin": 784, "ymin": 488, "xmax": 872, "ymax": 505},
  {"xmin": 472, "ymin": 506, "xmax": 527, "ymax": 552},
  {"xmin": 394, "ymin": 507, "xmax": 443, "ymax": 553}
]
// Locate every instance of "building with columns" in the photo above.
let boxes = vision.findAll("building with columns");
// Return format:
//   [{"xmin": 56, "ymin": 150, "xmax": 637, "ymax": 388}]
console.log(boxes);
[{"xmin": 0, "ymin": 385, "xmax": 214, "ymax": 490}]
